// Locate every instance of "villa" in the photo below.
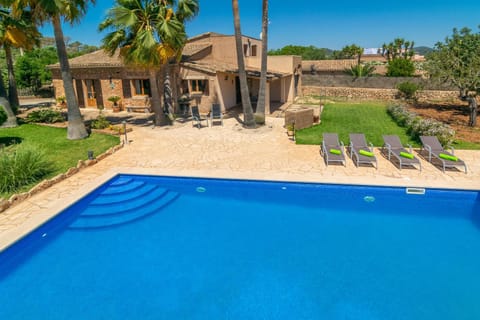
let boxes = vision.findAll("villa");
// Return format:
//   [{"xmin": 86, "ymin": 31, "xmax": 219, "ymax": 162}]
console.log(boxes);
[{"xmin": 49, "ymin": 32, "xmax": 302, "ymax": 114}]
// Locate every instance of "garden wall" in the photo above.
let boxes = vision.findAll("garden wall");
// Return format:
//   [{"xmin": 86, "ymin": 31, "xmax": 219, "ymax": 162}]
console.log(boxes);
[
  {"xmin": 302, "ymin": 74, "xmax": 456, "ymax": 90},
  {"xmin": 301, "ymin": 86, "xmax": 459, "ymax": 102}
]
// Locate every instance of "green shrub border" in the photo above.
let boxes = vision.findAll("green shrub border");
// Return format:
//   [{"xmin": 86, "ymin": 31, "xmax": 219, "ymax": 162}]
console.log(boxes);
[{"xmin": 387, "ymin": 103, "xmax": 455, "ymax": 146}]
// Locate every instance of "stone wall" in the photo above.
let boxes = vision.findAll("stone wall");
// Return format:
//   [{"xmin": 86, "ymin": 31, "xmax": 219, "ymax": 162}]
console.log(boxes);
[
  {"xmin": 302, "ymin": 86, "xmax": 459, "ymax": 102},
  {"xmin": 302, "ymin": 74, "xmax": 456, "ymax": 90}
]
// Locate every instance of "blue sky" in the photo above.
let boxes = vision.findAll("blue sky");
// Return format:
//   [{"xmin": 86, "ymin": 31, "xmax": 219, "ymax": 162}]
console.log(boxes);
[{"xmin": 41, "ymin": 0, "xmax": 480, "ymax": 50}]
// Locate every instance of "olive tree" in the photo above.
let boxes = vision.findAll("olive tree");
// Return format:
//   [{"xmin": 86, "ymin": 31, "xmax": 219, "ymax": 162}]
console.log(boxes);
[{"xmin": 425, "ymin": 27, "xmax": 480, "ymax": 126}]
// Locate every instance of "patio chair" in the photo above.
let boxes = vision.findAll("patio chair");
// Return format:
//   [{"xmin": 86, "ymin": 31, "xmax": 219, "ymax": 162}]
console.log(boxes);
[
  {"xmin": 320, "ymin": 133, "xmax": 346, "ymax": 166},
  {"xmin": 210, "ymin": 103, "xmax": 223, "ymax": 126},
  {"xmin": 191, "ymin": 106, "xmax": 208, "ymax": 129},
  {"xmin": 349, "ymin": 133, "xmax": 378, "ymax": 169},
  {"xmin": 382, "ymin": 135, "xmax": 421, "ymax": 171},
  {"xmin": 420, "ymin": 136, "xmax": 467, "ymax": 173}
]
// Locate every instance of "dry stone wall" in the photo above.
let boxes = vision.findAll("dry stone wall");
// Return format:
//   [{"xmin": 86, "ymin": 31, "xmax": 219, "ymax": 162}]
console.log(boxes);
[{"xmin": 302, "ymin": 86, "xmax": 459, "ymax": 102}]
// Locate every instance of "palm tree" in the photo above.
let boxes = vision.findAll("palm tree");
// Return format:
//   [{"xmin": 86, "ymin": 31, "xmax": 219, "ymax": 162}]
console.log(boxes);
[
  {"xmin": 232, "ymin": 0, "xmax": 255, "ymax": 128},
  {"xmin": 0, "ymin": 6, "xmax": 40, "ymax": 126},
  {"xmin": 99, "ymin": 0, "xmax": 198, "ymax": 126},
  {"xmin": 9, "ymin": 0, "xmax": 95, "ymax": 140},
  {"xmin": 255, "ymin": 0, "xmax": 268, "ymax": 125}
]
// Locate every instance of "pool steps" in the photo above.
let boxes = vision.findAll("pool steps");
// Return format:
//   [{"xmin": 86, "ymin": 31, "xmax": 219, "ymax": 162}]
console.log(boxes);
[{"xmin": 68, "ymin": 179, "xmax": 179, "ymax": 230}]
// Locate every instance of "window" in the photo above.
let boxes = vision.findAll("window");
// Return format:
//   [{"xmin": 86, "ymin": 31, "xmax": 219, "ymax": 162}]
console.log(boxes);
[
  {"xmin": 132, "ymin": 79, "xmax": 151, "ymax": 96},
  {"xmin": 243, "ymin": 44, "xmax": 249, "ymax": 56},
  {"xmin": 189, "ymin": 79, "xmax": 209, "ymax": 95}
]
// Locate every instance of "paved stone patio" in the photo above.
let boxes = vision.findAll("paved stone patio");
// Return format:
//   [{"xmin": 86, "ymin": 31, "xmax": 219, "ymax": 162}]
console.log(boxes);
[{"xmin": 1, "ymin": 112, "xmax": 479, "ymax": 250}]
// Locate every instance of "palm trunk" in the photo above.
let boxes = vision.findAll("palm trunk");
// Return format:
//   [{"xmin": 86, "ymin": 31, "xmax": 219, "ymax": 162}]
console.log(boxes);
[
  {"xmin": 0, "ymin": 97, "xmax": 17, "ymax": 128},
  {"xmin": 232, "ymin": 0, "xmax": 255, "ymax": 128},
  {"xmin": 52, "ymin": 14, "xmax": 87, "ymax": 140},
  {"xmin": 0, "ymin": 70, "xmax": 17, "ymax": 128},
  {"xmin": 150, "ymin": 68, "xmax": 168, "ymax": 126},
  {"xmin": 255, "ymin": 0, "xmax": 268, "ymax": 124},
  {"xmin": 163, "ymin": 69, "xmax": 174, "ymax": 122},
  {"xmin": 5, "ymin": 45, "xmax": 20, "ymax": 111}
]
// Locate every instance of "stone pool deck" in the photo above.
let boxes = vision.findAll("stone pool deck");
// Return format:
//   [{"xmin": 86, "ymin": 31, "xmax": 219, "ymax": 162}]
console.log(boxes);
[{"xmin": 1, "ymin": 113, "xmax": 479, "ymax": 250}]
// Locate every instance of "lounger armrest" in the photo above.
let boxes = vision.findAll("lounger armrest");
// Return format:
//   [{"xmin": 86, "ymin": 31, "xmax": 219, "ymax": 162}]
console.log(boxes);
[
  {"xmin": 368, "ymin": 142, "xmax": 374, "ymax": 151},
  {"xmin": 449, "ymin": 146, "xmax": 455, "ymax": 155},
  {"xmin": 407, "ymin": 144, "xmax": 413, "ymax": 153},
  {"xmin": 340, "ymin": 141, "xmax": 345, "ymax": 151}
]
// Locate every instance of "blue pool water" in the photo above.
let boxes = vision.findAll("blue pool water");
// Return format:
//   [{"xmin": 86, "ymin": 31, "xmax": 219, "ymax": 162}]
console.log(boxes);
[{"xmin": 1, "ymin": 175, "xmax": 480, "ymax": 319}]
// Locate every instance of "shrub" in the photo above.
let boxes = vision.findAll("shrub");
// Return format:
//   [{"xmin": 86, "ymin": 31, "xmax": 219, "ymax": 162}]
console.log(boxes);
[
  {"xmin": 386, "ymin": 58, "xmax": 415, "ymax": 77},
  {"xmin": 0, "ymin": 146, "xmax": 55, "ymax": 193},
  {"xmin": 25, "ymin": 108, "xmax": 65, "ymax": 123},
  {"xmin": 396, "ymin": 81, "xmax": 421, "ymax": 100},
  {"xmin": 345, "ymin": 63, "xmax": 375, "ymax": 78},
  {"xmin": 90, "ymin": 114, "xmax": 110, "ymax": 129},
  {"xmin": 387, "ymin": 104, "xmax": 455, "ymax": 145},
  {"xmin": 0, "ymin": 105, "xmax": 7, "ymax": 126}
]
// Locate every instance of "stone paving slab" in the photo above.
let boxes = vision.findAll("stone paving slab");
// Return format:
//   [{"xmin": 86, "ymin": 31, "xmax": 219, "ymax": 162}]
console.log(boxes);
[{"xmin": 1, "ymin": 116, "xmax": 479, "ymax": 250}]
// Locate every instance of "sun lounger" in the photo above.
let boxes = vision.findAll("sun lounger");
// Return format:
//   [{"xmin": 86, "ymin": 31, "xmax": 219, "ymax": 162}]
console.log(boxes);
[
  {"xmin": 382, "ymin": 135, "xmax": 421, "ymax": 171},
  {"xmin": 349, "ymin": 133, "xmax": 377, "ymax": 169},
  {"xmin": 321, "ymin": 133, "xmax": 346, "ymax": 166},
  {"xmin": 420, "ymin": 136, "xmax": 467, "ymax": 173}
]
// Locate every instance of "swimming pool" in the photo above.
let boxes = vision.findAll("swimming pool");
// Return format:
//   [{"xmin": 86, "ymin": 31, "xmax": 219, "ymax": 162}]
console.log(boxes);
[{"xmin": 1, "ymin": 174, "xmax": 479, "ymax": 319}]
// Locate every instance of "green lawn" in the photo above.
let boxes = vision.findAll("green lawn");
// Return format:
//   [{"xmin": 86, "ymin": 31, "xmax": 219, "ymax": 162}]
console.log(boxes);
[
  {"xmin": 296, "ymin": 101, "xmax": 418, "ymax": 147},
  {"xmin": 0, "ymin": 124, "xmax": 120, "ymax": 196},
  {"xmin": 295, "ymin": 101, "xmax": 480, "ymax": 149}
]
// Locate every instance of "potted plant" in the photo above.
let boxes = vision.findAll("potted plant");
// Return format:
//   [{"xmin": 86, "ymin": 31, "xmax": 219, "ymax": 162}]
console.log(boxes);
[
  {"xmin": 56, "ymin": 95, "xmax": 66, "ymax": 107},
  {"xmin": 108, "ymin": 95, "xmax": 121, "ymax": 112},
  {"xmin": 286, "ymin": 122, "xmax": 295, "ymax": 140}
]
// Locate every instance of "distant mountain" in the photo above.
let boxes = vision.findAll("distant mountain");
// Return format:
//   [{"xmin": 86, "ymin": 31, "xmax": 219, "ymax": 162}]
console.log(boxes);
[{"xmin": 414, "ymin": 46, "xmax": 433, "ymax": 56}]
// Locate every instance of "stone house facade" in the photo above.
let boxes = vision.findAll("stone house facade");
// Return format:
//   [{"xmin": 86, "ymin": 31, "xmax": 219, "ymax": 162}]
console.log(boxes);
[{"xmin": 49, "ymin": 32, "xmax": 301, "ymax": 114}]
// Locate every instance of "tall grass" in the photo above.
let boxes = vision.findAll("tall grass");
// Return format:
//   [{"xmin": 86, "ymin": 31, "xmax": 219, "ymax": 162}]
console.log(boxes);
[
  {"xmin": 0, "ymin": 146, "xmax": 54, "ymax": 193},
  {"xmin": 0, "ymin": 124, "xmax": 119, "ymax": 197}
]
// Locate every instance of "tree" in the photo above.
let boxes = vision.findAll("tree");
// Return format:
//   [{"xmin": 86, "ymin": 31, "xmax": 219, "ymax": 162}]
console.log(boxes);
[
  {"xmin": 232, "ymin": 0, "xmax": 255, "ymax": 128},
  {"xmin": 425, "ymin": 27, "xmax": 480, "ymax": 127},
  {"xmin": 255, "ymin": 0, "xmax": 268, "ymax": 125},
  {"xmin": 99, "ymin": 0, "xmax": 199, "ymax": 126},
  {"xmin": 15, "ymin": 46, "xmax": 58, "ymax": 89},
  {"xmin": 381, "ymin": 38, "xmax": 416, "ymax": 77},
  {"xmin": 385, "ymin": 58, "xmax": 415, "ymax": 77},
  {"xmin": 334, "ymin": 44, "xmax": 363, "ymax": 65},
  {"xmin": 0, "ymin": 6, "xmax": 40, "ymax": 116},
  {"xmin": 9, "ymin": 0, "xmax": 95, "ymax": 140},
  {"xmin": 269, "ymin": 45, "xmax": 332, "ymax": 60},
  {"xmin": 381, "ymin": 38, "xmax": 415, "ymax": 61}
]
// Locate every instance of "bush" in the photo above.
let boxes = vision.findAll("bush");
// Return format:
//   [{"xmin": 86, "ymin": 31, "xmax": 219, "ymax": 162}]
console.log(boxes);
[
  {"xmin": 25, "ymin": 108, "xmax": 65, "ymax": 123},
  {"xmin": 90, "ymin": 114, "xmax": 110, "ymax": 129},
  {"xmin": 0, "ymin": 105, "xmax": 7, "ymax": 126},
  {"xmin": 0, "ymin": 146, "xmax": 55, "ymax": 193},
  {"xmin": 386, "ymin": 58, "xmax": 415, "ymax": 77},
  {"xmin": 396, "ymin": 81, "xmax": 421, "ymax": 100},
  {"xmin": 387, "ymin": 104, "xmax": 455, "ymax": 145},
  {"xmin": 345, "ymin": 63, "xmax": 375, "ymax": 78}
]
